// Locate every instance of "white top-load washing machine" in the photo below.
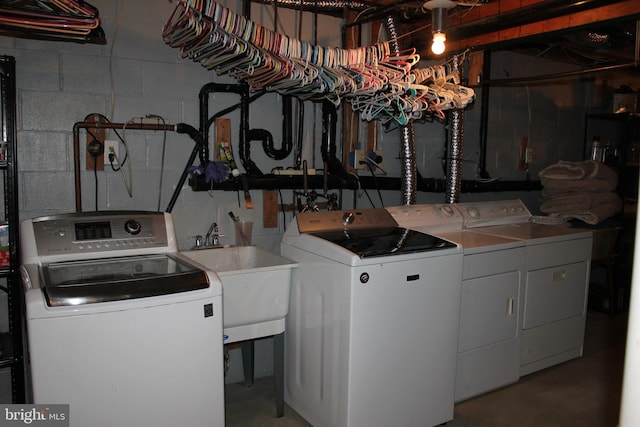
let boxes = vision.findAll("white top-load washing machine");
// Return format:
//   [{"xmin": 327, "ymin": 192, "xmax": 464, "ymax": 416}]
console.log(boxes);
[
  {"xmin": 455, "ymin": 200, "xmax": 593, "ymax": 375},
  {"xmin": 281, "ymin": 208, "xmax": 463, "ymax": 427},
  {"xmin": 21, "ymin": 211, "xmax": 225, "ymax": 427},
  {"xmin": 387, "ymin": 204, "xmax": 526, "ymax": 402}
]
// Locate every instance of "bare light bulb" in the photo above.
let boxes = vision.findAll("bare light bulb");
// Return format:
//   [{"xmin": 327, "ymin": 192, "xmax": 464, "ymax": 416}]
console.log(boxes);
[{"xmin": 431, "ymin": 32, "xmax": 446, "ymax": 55}]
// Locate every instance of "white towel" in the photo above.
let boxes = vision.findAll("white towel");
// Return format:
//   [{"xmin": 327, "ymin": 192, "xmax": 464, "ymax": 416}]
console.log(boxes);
[
  {"xmin": 540, "ymin": 191, "xmax": 620, "ymax": 214},
  {"xmin": 539, "ymin": 160, "xmax": 617, "ymax": 181},
  {"xmin": 541, "ymin": 177, "xmax": 618, "ymax": 193},
  {"xmin": 552, "ymin": 195, "xmax": 623, "ymax": 225}
]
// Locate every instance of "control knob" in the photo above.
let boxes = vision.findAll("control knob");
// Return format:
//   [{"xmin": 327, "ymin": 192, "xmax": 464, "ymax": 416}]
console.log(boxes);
[
  {"xmin": 467, "ymin": 207, "xmax": 480, "ymax": 219},
  {"xmin": 342, "ymin": 212, "xmax": 355, "ymax": 225},
  {"xmin": 124, "ymin": 219, "xmax": 142, "ymax": 235},
  {"xmin": 439, "ymin": 205, "xmax": 454, "ymax": 216}
]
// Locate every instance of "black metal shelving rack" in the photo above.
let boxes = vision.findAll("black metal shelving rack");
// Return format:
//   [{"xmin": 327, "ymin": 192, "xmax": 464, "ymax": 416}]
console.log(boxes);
[
  {"xmin": 0, "ymin": 55, "xmax": 24, "ymax": 403},
  {"xmin": 583, "ymin": 112, "xmax": 640, "ymax": 203}
]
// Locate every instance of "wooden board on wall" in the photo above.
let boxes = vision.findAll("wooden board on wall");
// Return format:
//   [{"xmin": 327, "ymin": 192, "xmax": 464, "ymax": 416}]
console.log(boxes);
[
  {"xmin": 215, "ymin": 118, "xmax": 231, "ymax": 161},
  {"xmin": 263, "ymin": 190, "xmax": 279, "ymax": 228}
]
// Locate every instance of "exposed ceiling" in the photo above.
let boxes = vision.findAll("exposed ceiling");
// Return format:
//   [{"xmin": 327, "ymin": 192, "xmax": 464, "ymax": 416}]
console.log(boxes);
[
  {"xmin": 261, "ymin": 0, "xmax": 640, "ymax": 68},
  {"xmin": 354, "ymin": 0, "xmax": 640, "ymax": 67},
  {"xmin": 502, "ymin": 19, "xmax": 638, "ymax": 67}
]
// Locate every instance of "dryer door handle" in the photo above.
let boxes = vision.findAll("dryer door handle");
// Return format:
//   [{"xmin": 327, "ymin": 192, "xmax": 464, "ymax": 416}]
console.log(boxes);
[{"xmin": 507, "ymin": 297, "xmax": 515, "ymax": 316}]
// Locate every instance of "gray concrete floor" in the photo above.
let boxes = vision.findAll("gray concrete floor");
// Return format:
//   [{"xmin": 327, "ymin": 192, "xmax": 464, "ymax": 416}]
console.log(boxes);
[{"xmin": 225, "ymin": 310, "xmax": 627, "ymax": 427}]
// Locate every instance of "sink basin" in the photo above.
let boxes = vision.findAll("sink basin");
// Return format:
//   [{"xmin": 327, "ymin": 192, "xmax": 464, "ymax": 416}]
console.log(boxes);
[{"xmin": 180, "ymin": 246, "xmax": 297, "ymax": 343}]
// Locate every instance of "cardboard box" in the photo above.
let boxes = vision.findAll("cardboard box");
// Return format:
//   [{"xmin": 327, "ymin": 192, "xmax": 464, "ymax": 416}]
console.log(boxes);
[{"xmin": 0, "ymin": 223, "xmax": 8, "ymax": 267}]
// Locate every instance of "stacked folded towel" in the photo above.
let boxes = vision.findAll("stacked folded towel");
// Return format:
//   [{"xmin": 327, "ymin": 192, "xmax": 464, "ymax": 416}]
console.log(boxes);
[{"xmin": 538, "ymin": 160, "xmax": 622, "ymax": 225}]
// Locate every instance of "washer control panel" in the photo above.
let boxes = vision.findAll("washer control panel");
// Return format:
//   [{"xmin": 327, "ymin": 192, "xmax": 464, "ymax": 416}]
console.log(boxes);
[
  {"xmin": 456, "ymin": 199, "xmax": 531, "ymax": 228},
  {"xmin": 386, "ymin": 204, "xmax": 464, "ymax": 232},
  {"xmin": 28, "ymin": 211, "xmax": 170, "ymax": 257},
  {"xmin": 296, "ymin": 208, "xmax": 398, "ymax": 233}
]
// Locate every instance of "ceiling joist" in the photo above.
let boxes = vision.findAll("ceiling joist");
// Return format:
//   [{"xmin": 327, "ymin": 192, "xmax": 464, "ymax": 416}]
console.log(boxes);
[{"xmin": 443, "ymin": 0, "xmax": 640, "ymax": 53}]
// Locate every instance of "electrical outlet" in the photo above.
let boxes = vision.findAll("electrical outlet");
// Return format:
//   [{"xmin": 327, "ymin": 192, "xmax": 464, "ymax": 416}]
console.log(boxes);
[
  {"xmin": 104, "ymin": 140, "xmax": 119, "ymax": 165},
  {"xmin": 368, "ymin": 150, "xmax": 385, "ymax": 174}
]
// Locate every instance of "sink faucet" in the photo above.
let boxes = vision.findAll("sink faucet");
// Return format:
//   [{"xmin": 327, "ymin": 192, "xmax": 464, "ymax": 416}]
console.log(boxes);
[{"xmin": 205, "ymin": 222, "xmax": 220, "ymax": 246}]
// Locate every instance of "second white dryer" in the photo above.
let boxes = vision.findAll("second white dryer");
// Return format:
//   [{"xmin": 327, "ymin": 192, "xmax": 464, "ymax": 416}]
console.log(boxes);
[{"xmin": 388, "ymin": 203, "xmax": 525, "ymax": 402}]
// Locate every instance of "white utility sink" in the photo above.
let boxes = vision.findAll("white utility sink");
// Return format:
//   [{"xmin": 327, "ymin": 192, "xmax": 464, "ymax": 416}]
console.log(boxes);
[{"xmin": 181, "ymin": 246, "xmax": 297, "ymax": 343}]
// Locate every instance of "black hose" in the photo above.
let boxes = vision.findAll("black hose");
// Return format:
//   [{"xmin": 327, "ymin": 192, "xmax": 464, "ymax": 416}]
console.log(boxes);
[
  {"xmin": 175, "ymin": 122, "xmax": 207, "ymax": 165},
  {"xmin": 165, "ymin": 122, "xmax": 209, "ymax": 212},
  {"xmin": 166, "ymin": 144, "xmax": 200, "ymax": 213}
]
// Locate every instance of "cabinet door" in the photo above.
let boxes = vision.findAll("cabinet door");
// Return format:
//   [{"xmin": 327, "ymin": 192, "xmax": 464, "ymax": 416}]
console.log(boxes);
[{"xmin": 458, "ymin": 270, "xmax": 520, "ymax": 352}]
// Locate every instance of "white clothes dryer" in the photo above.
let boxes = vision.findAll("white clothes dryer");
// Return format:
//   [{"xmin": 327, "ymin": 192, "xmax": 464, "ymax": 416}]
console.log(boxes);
[
  {"xmin": 456, "ymin": 200, "xmax": 593, "ymax": 375},
  {"xmin": 388, "ymin": 203, "xmax": 526, "ymax": 402}
]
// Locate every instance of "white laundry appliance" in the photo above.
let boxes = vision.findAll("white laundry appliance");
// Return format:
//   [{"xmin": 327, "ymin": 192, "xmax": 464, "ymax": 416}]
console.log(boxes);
[
  {"xmin": 387, "ymin": 204, "xmax": 526, "ymax": 402},
  {"xmin": 455, "ymin": 200, "xmax": 593, "ymax": 375},
  {"xmin": 281, "ymin": 208, "xmax": 463, "ymax": 427},
  {"xmin": 20, "ymin": 211, "xmax": 225, "ymax": 427}
]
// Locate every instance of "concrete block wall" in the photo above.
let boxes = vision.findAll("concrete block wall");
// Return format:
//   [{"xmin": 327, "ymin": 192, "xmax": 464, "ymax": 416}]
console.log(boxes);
[
  {"xmin": 5, "ymin": 0, "xmax": 595, "ymax": 231},
  {"xmin": 2, "ymin": 0, "xmax": 599, "ymax": 385},
  {"xmin": 5, "ymin": 0, "xmax": 348, "ymax": 252}
]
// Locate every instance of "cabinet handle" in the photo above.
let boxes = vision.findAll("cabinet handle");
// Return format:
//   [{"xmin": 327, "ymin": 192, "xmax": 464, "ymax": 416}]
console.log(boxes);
[
  {"xmin": 553, "ymin": 270, "xmax": 566, "ymax": 281},
  {"xmin": 507, "ymin": 297, "xmax": 515, "ymax": 316}
]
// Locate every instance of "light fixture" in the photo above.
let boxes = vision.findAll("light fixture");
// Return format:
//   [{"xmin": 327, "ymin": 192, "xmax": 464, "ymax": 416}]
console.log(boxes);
[
  {"xmin": 431, "ymin": 32, "xmax": 446, "ymax": 55},
  {"xmin": 423, "ymin": 0, "xmax": 456, "ymax": 55}
]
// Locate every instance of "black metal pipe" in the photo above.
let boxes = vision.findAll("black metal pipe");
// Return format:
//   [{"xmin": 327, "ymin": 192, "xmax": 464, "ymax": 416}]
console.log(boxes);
[
  {"xmin": 263, "ymin": 95, "xmax": 293, "ymax": 160},
  {"xmin": 321, "ymin": 100, "xmax": 349, "ymax": 178},
  {"xmin": 199, "ymin": 82, "xmax": 246, "ymax": 163},
  {"xmin": 477, "ymin": 50, "xmax": 492, "ymax": 179},
  {"xmin": 239, "ymin": 83, "xmax": 264, "ymax": 176},
  {"xmin": 169, "ymin": 90, "xmax": 266, "ymax": 212},
  {"xmin": 205, "ymin": 91, "xmax": 266, "ymax": 131},
  {"xmin": 188, "ymin": 173, "xmax": 542, "ymax": 193},
  {"xmin": 294, "ymin": 99, "xmax": 304, "ymax": 169}
]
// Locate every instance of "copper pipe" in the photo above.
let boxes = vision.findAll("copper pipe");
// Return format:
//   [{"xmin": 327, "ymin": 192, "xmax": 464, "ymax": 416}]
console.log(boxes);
[{"xmin": 72, "ymin": 121, "xmax": 176, "ymax": 212}]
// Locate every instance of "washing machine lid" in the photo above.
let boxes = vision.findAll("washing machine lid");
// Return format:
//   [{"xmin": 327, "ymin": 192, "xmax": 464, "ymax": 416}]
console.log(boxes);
[
  {"xmin": 39, "ymin": 254, "xmax": 209, "ymax": 307},
  {"xmin": 309, "ymin": 226, "xmax": 456, "ymax": 258}
]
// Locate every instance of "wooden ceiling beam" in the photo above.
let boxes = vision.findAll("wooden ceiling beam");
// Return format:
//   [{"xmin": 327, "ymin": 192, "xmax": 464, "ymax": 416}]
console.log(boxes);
[{"xmin": 446, "ymin": 0, "xmax": 640, "ymax": 53}]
